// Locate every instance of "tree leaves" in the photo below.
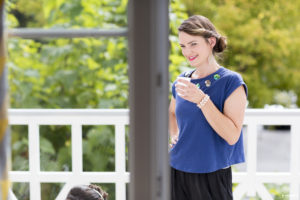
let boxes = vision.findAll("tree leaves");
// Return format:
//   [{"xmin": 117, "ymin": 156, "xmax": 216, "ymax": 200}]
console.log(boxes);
[{"xmin": 7, "ymin": 0, "xmax": 129, "ymax": 198}]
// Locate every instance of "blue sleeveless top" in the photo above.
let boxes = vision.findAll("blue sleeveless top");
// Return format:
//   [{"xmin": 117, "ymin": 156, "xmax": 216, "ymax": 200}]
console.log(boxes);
[{"xmin": 170, "ymin": 67, "xmax": 248, "ymax": 173}]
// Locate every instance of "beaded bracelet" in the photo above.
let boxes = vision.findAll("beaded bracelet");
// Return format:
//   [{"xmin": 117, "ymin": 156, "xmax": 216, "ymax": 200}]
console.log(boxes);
[{"xmin": 197, "ymin": 94, "xmax": 210, "ymax": 109}]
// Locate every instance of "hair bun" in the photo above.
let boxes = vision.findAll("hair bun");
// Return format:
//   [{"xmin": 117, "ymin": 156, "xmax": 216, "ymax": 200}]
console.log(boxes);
[{"xmin": 213, "ymin": 36, "xmax": 227, "ymax": 53}]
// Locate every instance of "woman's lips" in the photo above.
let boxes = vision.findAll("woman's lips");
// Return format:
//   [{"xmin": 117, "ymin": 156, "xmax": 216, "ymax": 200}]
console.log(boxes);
[{"xmin": 188, "ymin": 55, "xmax": 198, "ymax": 61}]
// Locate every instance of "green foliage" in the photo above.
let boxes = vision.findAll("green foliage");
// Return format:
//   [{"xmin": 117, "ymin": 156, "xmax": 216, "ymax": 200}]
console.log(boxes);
[
  {"xmin": 181, "ymin": 0, "xmax": 300, "ymax": 108},
  {"xmin": 7, "ymin": 0, "xmax": 129, "ymax": 199},
  {"xmin": 12, "ymin": 183, "xmax": 29, "ymax": 200},
  {"xmin": 8, "ymin": 37, "xmax": 129, "ymax": 109},
  {"xmin": 11, "ymin": 126, "xmax": 29, "ymax": 171},
  {"xmin": 39, "ymin": 125, "xmax": 72, "ymax": 171},
  {"xmin": 82, "ymin": 126, "xmax": 115, "ymax": 172},
  {"xmin": 41, "ymin": 183, "xmax": 64, "ymax": 200}
]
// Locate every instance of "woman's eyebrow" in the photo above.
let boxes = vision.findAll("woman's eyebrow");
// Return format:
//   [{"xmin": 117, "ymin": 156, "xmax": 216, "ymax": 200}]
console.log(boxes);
[
  {"xmin": 179, "ymin": 40, "xmax": 197, "ymax": 46},
  {"xmin": 187, "ymin": 40, "xmax": 197, "ymax": 44}
]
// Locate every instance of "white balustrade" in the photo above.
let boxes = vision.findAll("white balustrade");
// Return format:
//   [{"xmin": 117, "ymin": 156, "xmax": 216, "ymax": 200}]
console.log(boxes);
[
  {"xmin": 8, "ymin": 109, "xmax": 300, "ymax": 200},
  {"xmin": 234, "ymin": 109, "xmax": 300, "ymax": 200},
  {"xmin": 8, "ymin": 109, "xmax": 129, "ymax": 200}
]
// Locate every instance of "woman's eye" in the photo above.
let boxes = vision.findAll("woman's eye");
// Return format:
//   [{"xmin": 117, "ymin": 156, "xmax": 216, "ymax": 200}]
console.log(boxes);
[{"xmin": 191, "ymin": 43, "xmax": 197, "ymax": 46}]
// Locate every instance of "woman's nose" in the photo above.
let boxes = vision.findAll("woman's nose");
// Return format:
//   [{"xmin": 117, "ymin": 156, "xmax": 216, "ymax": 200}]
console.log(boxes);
[{"xmin": 183, "ymin": 48, "xmax": 193, "ymax": 56}]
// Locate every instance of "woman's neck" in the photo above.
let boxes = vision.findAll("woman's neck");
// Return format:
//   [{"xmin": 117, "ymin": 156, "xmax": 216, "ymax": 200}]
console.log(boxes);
[{"xmin": 192, "ymin": 62, "xmax": 220, "ymax": 79}]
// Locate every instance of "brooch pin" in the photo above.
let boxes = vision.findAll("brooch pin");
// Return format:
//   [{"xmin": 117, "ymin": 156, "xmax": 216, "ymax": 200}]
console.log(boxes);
[
  {"xmin": 205, "ymin": 80, "xmax": 211, "ymax": 87},
  {"xmin": 214, "ymin": 74, "xmax": 220, "ymax": 80}
]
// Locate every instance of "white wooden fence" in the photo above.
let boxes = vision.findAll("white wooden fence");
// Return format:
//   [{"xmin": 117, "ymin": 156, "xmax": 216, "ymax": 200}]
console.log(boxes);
[
  {"xmin": 8, "ymin": 109, "xmax": 129, "ymax": 200},
  {"xmin": 234, "ymin": 109, "xmax": 300, "ymax": 200},
  {"xmin": 8, "ymin": 109, "xmax": 300, "ymax": 200}
]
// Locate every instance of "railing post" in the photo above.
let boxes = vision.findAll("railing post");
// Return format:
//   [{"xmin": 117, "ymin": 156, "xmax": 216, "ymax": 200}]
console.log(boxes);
[
  {"xmin": 290, "ymin": 123, "xmax": 300, "ymax": 199},
  {"xmin": 55, "ymin": 123, "xmax": 84, "ymax": 200},
  {"xmin": 115, "ymin": 124, "xmax": 126, "ymax": 200},
  {"xmin": 28, "ymin": 124, "xmax": 41, "ymax": 200},
  {"xmin": 246, "ymin": 122, "xmax": 258, "ymax": 196},
  {"xmin": 72, "ymin": 124, "xmax": 83, "ymax": 180}
]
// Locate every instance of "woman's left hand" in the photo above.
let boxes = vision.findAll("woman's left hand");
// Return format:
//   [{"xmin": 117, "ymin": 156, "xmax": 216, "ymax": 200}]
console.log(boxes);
[{"xmin": 175, "ymin": 79, "xmax": 204, "ymax": 104}]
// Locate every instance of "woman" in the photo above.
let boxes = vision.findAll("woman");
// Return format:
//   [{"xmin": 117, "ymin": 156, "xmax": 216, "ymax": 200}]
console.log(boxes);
[
  {"xmin": 66, "ymin": 184, "xmax": 108, "ymax": 200},
  {"xmin": 169, "ymin": 15, "xmax": 248, "ymax": 200}
]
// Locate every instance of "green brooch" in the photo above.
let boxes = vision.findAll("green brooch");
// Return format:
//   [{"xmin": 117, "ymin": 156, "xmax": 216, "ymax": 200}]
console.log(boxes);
[{"xmin": 214, "ymin": 74, "xmax": 220, "ymax": 80}]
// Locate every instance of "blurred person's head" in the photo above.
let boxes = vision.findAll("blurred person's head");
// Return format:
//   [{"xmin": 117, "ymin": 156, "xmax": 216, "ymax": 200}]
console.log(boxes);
[{"xmin": 66, "ymin": 184, "xmax": 108, "ymax": 200}]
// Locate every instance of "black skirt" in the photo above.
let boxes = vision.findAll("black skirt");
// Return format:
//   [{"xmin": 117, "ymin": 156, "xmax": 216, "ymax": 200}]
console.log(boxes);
[{"xmin": 171, "ymin": 167, "xmax": 233, "ymax": 200}]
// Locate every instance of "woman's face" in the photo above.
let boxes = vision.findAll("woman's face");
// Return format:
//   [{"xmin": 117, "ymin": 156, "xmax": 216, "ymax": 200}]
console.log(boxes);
[{"xmin": 179, "ymin": 31, "xmax": 213, "ymax": 67}]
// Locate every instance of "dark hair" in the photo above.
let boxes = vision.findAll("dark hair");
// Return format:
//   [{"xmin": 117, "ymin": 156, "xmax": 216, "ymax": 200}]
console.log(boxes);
[
  {"xmin": 66, "ymin": 184, "xmax": 108, "ymax": 200},
  {"xmin": 178, "ymin": 15, "xmax": 227, "ymax": 54}
]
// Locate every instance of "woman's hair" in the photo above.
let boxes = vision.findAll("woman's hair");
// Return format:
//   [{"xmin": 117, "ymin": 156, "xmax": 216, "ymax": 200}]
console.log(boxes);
[
  {"xmin": 66, "ymin": 184, "xmax": 108, "ymax": 200},
  {"xmin": 178, "ymin": 15, "xmax": 227, "ymax": 54}
]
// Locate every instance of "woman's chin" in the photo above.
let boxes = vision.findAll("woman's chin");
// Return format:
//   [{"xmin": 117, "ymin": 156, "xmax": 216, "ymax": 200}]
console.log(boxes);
[{"xmin": 189, "ymin": 62, "xmax": 198, "ymax": 67}]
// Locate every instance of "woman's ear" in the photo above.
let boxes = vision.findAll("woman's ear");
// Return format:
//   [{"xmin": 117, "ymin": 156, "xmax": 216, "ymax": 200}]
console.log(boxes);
[{"xmin": 208, "ymin": 37, "xmax": 216, "ymax": 48}]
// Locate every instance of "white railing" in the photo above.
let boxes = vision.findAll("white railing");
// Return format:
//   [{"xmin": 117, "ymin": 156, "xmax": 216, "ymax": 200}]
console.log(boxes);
[
  {"xmin": 8, "ymin": 109, "xmax": 129, "ymax": 200},
  {"xmin": 234, "ymin": 109, "xmax": 300, "ymax": 200},
  {"xmin": 8, "ymin": 109, "xmax": 300, "ymax": 200}
]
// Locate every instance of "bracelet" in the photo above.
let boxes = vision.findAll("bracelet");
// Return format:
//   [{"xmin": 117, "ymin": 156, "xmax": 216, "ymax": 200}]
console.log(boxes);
[{"xmin": 197, "ymin": 94, "xmax": 210, "ymax": 109}]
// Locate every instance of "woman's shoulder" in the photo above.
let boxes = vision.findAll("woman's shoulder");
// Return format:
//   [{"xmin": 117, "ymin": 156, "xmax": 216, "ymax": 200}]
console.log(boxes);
[
  {"xmin": 220, "ymin": 67, "xmax": 248, "ymax": 97},
  {"xmin": 220, "ymin": 67, "xmax": 244, "ymax": 81}
]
